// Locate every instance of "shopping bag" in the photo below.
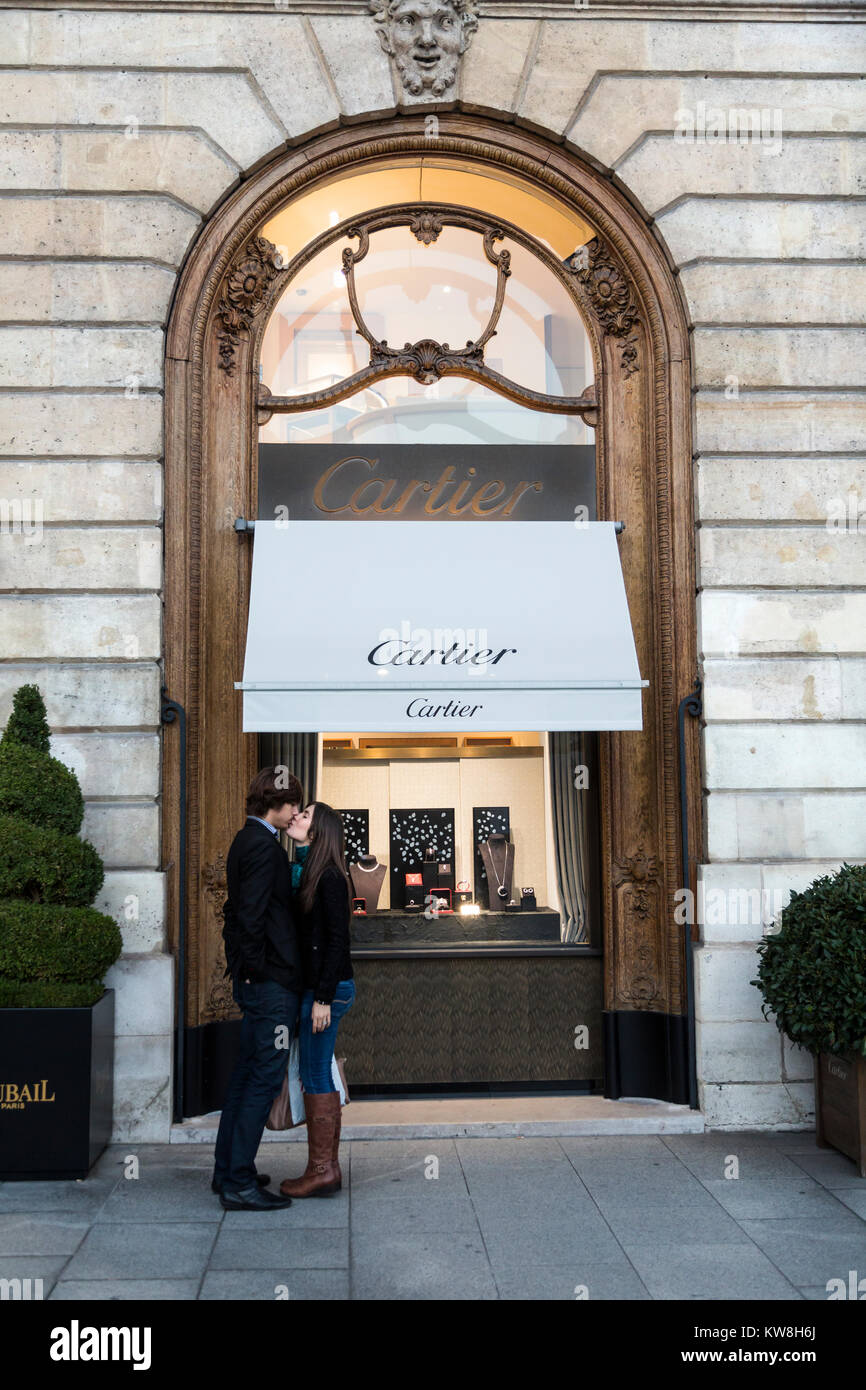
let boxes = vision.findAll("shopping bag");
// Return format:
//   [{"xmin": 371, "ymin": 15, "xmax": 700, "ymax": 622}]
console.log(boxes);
[
  {"xmin": 332, "ymin": 1054, "xmax": 350, "ymax": 1107},
  {"xmin": 266, "ymin": 1031, "xmax": 305, "ymax": 1130}
]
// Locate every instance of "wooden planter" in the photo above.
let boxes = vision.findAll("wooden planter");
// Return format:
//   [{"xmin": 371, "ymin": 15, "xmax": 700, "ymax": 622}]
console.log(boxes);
[
  {"xmin": 815, "ymin": 1051, "xmax": 866, "ymax": 1177},
  {"xmin": 0, "ymin": 990, "xmax": 114, "ymax": 1179}
]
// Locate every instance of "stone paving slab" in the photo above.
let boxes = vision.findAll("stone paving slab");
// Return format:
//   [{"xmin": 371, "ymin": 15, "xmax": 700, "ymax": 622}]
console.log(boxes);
[
  {"xmin": 62, "ymin": 1221, "xmax": 219, "ymax": 1282},
  {"xmin": 834, "ymin": 1189, "xmax": 866, "ymax": 1218},
  {"xmin": 221, "ymin": 1200, "xmax": 349, "ymax": 1230},
  {"xmin": 95, "ymin": 1168, "xmax": 229, "ymax": 1223},
  {"xmin": 0, "ymin": 1214, "xmax": 92, "ymax": 1257},
  {"xmin": 350, "ymin": 1232, "xmax": 499, "ymax": 1301},
  {"xmin": 0, "ymin": 1176, "xmax": 120, "ymax": 1214},
  {"xmin": 0, "ymin": 1255, "xmax": 68, "ymax": 1297},
  {"xmin": 495, "ymin": 1261, "xmax": 652, "ymax": 1301},
  {"xmin": 658, "ymin": 1140, "xmax": 809, "ymax": 1182},
  {"xmin": 737, "ymin": 1217, "xmax": 866, "ymax": 1288},
  {"xmin": 619, "ymin": 1242, "xmax": 802, "ymax": 1301},
  {"xmin": 208, "ymin": 1226, "xmax": 348, "ymax": 1272},
  {"xmin": 2, "ymin": 1132, "xmax": 864, "ymax": 1301},
  {"xmin": 50, "ymin": 1279, "xmax": 199, "ymax": 1300},
  {"xmin": 199, "ymin": 1269, "xmax": 349, "ymax": 1300},
  {"xmin": 479, "ymin": 1217, "xmax": 626, "ymax": 1270},
  {"xmin": 700, "ymin": 1176, "xmax": 860, "ymax": 1221},
  {"xmin": 599, "ymin": 1203, "xmax": 751, "ymax": 1246},
  {"xmin": 786, "ymin": 1152, "xmax": 866, "ymax": 1189},
  {"xmin": 351, "ymin": 1191, "xmax": 479, "ymax": 1234}
]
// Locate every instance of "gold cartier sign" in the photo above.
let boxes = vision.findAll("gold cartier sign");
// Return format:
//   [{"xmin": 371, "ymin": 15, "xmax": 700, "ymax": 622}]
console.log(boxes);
[
  {"xmin": 313, "ymin": 456, "xmax": 542, "ymax": 519},
  {"xmin": 0, "ymin": 1080, "xmax": 55, "ymax": 1109},
  {"xmin": 257, "ymin": 443, "xmax": 596, "ymax": 523}
]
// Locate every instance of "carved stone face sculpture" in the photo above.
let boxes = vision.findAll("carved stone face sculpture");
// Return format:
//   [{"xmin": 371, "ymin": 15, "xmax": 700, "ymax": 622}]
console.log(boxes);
[{"xmin": 372, "ymin": 0, "xmax": 479, "ymax": 99}]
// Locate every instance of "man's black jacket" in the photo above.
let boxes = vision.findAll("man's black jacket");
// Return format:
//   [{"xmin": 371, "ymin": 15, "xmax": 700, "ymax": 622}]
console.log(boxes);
[{"xmin": 221, "ymin": 818, "xmax": 302, "ymax": 991}]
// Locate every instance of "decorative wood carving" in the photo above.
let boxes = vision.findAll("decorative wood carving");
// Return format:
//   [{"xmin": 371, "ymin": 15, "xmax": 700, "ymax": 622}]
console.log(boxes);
[
  {"xmin": 202, "ymin": 958, "xmax": 240, "ymax": 1024},
  {"xmin": 410, "ymin": 210, "xmax": 444, "ymax": 244},
  {"xmin": 371, "ymin": 0, "xmax": 479, "ymax": 101},
  {"xmin": 613, "ymin": 846, "xmax": 661, "ymax": 916},
  {"xmin": 201, "ymin": 853, "xmax": 240, "ymax": 1022},
  {"xmin": 216, "ymin": 235, "xmax": 282, "ymax": 377},
  {"xmin": 163, "ymin": 116, "xmax": 700, "ymax": 1072},
  {"xmin": 565, "ymin": 237, "xmax": 641, "ymax": 377}
]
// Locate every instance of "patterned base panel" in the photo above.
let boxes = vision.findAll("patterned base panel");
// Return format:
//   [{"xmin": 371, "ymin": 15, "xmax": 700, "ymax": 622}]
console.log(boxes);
[{"xmin": 338, "ymin": 955, "xmax": 603, "ymax": 1084}]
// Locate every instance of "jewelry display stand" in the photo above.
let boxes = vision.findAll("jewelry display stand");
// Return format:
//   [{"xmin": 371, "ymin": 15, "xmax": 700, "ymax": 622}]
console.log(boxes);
[
  {"xmin": 479, "ymin": 833, "xmax": 515, "ymax": 910},
  {"xmin": 349, "ymin": 854, "xmax": 386, "ymax": 912}
]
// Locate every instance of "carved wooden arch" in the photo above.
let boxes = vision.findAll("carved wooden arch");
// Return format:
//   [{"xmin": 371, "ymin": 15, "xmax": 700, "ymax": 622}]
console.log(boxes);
[{"xmin": 163, "ymin": 114, "xmax": 700, "ymax": 1093}]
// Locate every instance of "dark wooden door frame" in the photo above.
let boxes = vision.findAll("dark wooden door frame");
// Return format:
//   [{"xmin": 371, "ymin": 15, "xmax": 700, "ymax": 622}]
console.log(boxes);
[{"xmin": 163, "ymin": 113, "xmax": 701, "ymax": 1109}]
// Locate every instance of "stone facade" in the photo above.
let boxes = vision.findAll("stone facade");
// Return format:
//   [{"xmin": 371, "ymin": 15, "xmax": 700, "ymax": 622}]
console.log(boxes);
[{"xmin": 1, "ymin": 2, "xmax": 863, "ymax": 1137}]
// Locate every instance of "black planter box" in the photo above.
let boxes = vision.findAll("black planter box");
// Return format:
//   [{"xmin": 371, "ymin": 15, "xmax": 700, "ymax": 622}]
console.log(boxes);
[{"xmin": 0, "ymin": 989, "xmax": 114, "ymax": 1180}]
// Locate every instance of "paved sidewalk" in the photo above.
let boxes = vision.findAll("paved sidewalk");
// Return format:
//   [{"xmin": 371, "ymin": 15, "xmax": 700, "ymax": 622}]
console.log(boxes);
[{"xmin": 1, "ymin": 1131, "xmax": 865, "ymax": 1300}]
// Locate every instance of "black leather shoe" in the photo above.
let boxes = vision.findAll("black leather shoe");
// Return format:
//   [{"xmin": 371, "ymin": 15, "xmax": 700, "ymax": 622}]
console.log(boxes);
[
  {"xmin": 211, "ymin": 1172, "xmax": 270, "ymax": 1194},
  {"xmin": 220, "ymin": 1184, "xmax": 292, "ymax": 1211}
]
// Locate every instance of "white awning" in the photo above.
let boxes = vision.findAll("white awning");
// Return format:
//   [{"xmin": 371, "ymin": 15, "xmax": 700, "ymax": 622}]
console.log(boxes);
[{"xmin": 237, "ymin": 520, "xmax": 647, "ymax": 732}]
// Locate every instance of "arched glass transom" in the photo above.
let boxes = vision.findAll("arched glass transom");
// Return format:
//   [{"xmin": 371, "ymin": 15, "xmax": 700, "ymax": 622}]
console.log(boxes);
[{"xmin": 259, "ymin": 205, "xmax": 596, "ymax": 448}]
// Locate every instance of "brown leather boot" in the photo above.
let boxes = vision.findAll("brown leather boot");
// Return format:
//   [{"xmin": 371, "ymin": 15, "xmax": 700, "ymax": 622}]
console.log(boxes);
[{"xmin": 279, "ymin": 1092, "xmax": 341, "ymax": 1198}]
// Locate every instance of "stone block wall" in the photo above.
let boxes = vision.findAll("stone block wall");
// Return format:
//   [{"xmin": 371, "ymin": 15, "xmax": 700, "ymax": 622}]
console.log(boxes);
[{"xmin": 0, "ymin": 2, "xmax": 862, "ymax": 1136}]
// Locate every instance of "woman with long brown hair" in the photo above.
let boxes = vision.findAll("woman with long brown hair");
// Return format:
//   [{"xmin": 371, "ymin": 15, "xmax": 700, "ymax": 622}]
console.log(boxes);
[{"xmin": 279, "ymin": 801, "xmax": 355, "ymax": 1198}]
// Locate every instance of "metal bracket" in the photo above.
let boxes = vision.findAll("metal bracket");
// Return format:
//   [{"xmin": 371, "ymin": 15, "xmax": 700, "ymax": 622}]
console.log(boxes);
[{"xmin": 236, "ymin": 517, "xmax": 625, "ymax": 533}]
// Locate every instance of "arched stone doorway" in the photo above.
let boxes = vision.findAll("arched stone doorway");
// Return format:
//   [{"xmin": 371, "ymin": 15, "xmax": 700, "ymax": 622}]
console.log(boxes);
[{"xmin": 163, "ymin": 113, "xmax": 700, "ymax": 1114}]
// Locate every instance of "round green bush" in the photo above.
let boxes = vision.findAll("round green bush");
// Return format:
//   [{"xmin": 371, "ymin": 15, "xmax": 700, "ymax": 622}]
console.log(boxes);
[
  {"xmin": 0, "ymin": 741, "xmax": 84, "ymax": 835},
  {"xmin": 2, "ymin": 683, "xmax": 51, "ymax": 754},
  {"xmin": 0, "ymin": 815, "xmax": 104, "ymax": 907},
  {"xmin": 0, "ymin": 900, "xmax": 122, "ymax": 985},
  {"xmin": 752, "ymin": 862, "xmax": 866, "ymax": 1058}
]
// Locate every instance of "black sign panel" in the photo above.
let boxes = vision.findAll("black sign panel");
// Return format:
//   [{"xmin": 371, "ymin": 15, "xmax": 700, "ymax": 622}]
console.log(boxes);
[{"xmin": 258, "ymin": 444, "xmax": 596, "ymax": 522}]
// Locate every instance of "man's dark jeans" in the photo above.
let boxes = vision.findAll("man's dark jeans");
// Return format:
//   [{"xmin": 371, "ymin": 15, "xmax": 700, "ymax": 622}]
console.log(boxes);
[{"xmin": 213, "ymin": 977, "xmax": 300, "ymax": 1192}]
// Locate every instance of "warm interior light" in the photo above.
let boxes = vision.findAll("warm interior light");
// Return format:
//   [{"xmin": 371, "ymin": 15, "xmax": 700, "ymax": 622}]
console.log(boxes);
[{"xmin": 459, "ymin": 903, "xmax": 480, "ymax": 916}]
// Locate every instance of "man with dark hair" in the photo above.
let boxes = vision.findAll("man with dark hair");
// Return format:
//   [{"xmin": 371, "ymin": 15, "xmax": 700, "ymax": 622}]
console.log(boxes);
[{"xmin": 212, "ymin": 766, "xmax": 304, "ymax": 1210}]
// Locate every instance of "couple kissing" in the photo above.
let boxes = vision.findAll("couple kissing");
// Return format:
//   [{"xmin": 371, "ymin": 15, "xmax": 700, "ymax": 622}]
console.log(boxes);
[{"xmin": 212, "ymin": 767, "xmax": 355, "ymax": 1209}]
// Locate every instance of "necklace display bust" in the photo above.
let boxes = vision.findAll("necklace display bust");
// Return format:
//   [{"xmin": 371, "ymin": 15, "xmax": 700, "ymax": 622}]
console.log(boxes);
[
  {"xmin": 479, "ymin": 833, "xmax": 515, "ymax": 910},
  {"xmin": 349, "ymin": 854, "xmax": 386, "ymax": 912}
]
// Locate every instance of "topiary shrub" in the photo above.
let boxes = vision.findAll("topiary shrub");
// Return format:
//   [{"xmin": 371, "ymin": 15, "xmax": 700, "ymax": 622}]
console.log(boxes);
[
  {"xmin": 0, "ymin": 741, "xmax": 84, "ymax": 836},
  {"xmin": 0, "ymin": 815, "xmax": 104, "ymax": 906},
  {"xmin": 752, "ymin": 862, "xmax": 866, "ymax": 1058},
  {"xmin": 1, "ymin": 682, "xmax": 51, "ymax": 754},
  {"xmin": 0, "ymin": 901, "xmax": 122, "ymax": 987},
  {"xmin": 0, "ymin": 979, "xmax": 105, "ymax": 1008},
  {"xmin": 0, "ymin": 685, "xmax": 121, "ymax": 1009}
]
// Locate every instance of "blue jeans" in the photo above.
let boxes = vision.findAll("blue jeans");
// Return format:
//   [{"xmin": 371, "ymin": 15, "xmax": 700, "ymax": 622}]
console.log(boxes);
[
  {"xmin": 213, "ymin": 977, "xmax": 300, "ymax": 1191},
  {"xmin": 299, "ymin": 979, "xmax": 355, "ymax": 1093}
]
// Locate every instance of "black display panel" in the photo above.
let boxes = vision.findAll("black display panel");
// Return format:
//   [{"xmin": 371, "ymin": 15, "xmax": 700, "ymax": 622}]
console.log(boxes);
[
  {"xmin": 338, "ymin": 808, "xmax": 370, "ymax": 867},
  {"xmin": 389, "ymin": 808, "xmax": 455, "ymax": 906},
  {"xmin": 473, "ymin": 805, "xmax": 511, "ymax": 903}
]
